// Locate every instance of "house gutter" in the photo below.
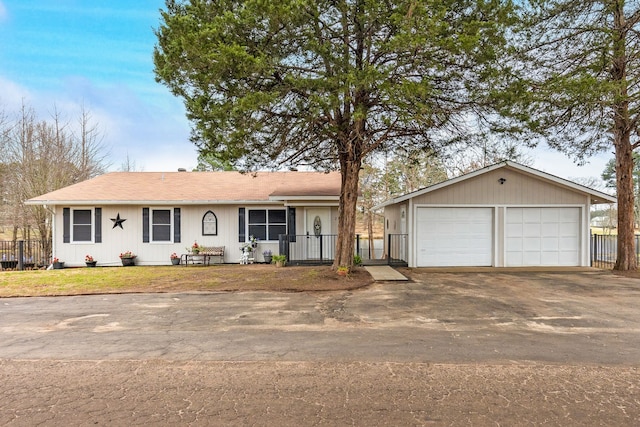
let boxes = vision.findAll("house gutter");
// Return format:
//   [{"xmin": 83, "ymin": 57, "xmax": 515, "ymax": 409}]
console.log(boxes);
[{"xmin": 25, "ymin": 200, "xmax": 294, "ymax": 206}]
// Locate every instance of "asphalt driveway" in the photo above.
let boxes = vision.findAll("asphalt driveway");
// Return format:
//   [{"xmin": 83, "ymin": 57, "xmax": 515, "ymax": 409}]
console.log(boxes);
[
  {"xmin": 1, "ymin": 269, "xmax": 639, "ymax": 426},
  {"xmin": 0, "ymin": 268, "xmax": 638, "ymax": 364}
]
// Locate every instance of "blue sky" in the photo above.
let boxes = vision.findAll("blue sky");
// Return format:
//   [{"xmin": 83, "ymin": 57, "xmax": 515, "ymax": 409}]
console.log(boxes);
[{"xmin": 0, "ymin": 1, "xmax": 609, "ymax": 180}]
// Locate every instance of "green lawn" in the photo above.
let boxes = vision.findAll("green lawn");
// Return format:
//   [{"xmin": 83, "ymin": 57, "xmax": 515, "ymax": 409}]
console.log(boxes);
[{"xmin": 0, "ymin": 265, "xmax": 372, "ymax": 297}]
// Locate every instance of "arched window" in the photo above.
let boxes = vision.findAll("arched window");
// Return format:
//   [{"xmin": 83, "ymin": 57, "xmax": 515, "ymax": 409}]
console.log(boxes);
[{"xmin": 202, "ymin": 211, "xmax": 218, "ymax": 236}]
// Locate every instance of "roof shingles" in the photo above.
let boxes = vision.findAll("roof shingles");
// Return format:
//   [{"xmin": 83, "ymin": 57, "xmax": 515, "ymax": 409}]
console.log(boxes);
[{"xmin": 28, "ymin": 171, "xmax": 342, "ymax": 204}]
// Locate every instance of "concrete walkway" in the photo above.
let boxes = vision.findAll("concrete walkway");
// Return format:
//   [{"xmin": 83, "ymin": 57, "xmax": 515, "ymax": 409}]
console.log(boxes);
[{"xmin": 364, "ymin": 265, "xmax": 408, "ymax": 281}]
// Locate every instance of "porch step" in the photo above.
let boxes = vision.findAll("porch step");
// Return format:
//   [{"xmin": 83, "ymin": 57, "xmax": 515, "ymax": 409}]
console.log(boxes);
[{"xmin": 364, "ymin": 266, "xmax": 408, "ymax": 281}]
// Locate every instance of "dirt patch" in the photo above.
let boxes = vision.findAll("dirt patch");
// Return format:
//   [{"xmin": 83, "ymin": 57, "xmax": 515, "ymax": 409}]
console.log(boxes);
[{"xmin": 99, "ymin": 265, "xmax": 372, "ymax": 295}]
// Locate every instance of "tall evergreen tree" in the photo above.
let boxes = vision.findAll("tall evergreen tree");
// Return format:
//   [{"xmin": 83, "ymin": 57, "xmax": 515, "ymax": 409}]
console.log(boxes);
[
  {"xmin": 154, "ymin": 0, "xmax": 516, "ymax": 269},
  {"xmin": 497, "ymin": 0, "xmax": 640, "ymax": 270}
]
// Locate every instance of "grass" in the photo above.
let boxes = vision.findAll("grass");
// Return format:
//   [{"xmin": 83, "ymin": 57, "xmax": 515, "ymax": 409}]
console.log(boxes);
[{"xmin": 0, "ymin": 264, "xmax": 374, "ymax": 297}]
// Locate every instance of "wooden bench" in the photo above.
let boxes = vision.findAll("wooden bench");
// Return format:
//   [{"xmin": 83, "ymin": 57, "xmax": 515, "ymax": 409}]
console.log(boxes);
[{"xmin": 182, "ymin": 246, "xmax": 225, "ymax": 266}]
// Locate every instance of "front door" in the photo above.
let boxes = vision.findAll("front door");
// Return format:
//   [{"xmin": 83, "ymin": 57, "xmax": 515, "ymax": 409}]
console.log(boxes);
[{"xmin": 305, "ymin": 208, "xmax": 332, "ymax": 260}]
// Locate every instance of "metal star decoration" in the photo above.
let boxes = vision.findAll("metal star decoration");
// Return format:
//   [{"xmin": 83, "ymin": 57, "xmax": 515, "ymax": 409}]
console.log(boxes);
[{"xmin": 111, "ymin": 213, "xmax": 126, "ymax": 229}]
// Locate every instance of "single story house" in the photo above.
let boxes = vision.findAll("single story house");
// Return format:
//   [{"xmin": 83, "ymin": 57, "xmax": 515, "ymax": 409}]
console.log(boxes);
[
  {"xmin": 27, "ymin": 171, "xmax": 342, "ymax": 267},
  {"xmin": 375, "ymin": 161, "xmax": 616, "ymax": 268}
]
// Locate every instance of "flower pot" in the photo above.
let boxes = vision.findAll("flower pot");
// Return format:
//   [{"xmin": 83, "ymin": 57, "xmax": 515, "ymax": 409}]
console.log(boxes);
[
  {"xmin": 53, "ymin": 261, "xmax": 64, "ymax": 270},
  {"xmin": 275, "ymin": 260, "xmax": 286, "ymax": 268},
  {"xmin": 121, "ymin": 257, "xmax": 136, "ymax": 266},
  {"xmin": 263, "ymin": 255, "xmax": 272, "ymax": 264},
  {"xmin": 85, "ymin": 261, "xmax": 97, "ymax": 267},
  {"xmin": 171, "ymin": 258, "xmax": 180, "ymax": 265}
]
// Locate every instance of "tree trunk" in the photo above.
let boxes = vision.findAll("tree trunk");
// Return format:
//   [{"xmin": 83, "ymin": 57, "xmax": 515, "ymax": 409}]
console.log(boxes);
[
  {"xmin": 614, "ymin": 142, "xmax": 637, "ymax": 270},
  {"xmin": 334, "ymin": 159, "xmax": 361, "ymax": 270},
  {"xmin": 612, "ymin": 2, "xmax": 637, "ymax": 271}
]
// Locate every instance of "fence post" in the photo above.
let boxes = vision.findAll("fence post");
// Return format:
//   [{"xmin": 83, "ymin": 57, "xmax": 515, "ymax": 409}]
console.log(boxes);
[
  {"xmin": 319, "ymin": 235, "xmax": 323, "ymax": 261},
  {"xmin": 387, "ymin": 234, "xmax": 392, "ymax": 265},
  {"xmin": 355, "ymin": 234, "xmax": 360, "ymax": 257},
  {"xmin": 279, "ymin": 235, "xmax": 289, "ymax": 262},
  {"xmin": 18, "ymin": 240, "xmax": 24, "ymax": 271}
]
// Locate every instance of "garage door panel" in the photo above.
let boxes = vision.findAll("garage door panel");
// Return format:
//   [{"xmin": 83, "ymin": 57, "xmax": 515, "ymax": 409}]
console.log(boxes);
[
  {"xmin": 506, "ymin": 207, "xmax": 580, "ymax": 267},
  {"xmin": 416, "ymin": 207, "xmax": 493, "ymax": 267},
  {"xmin": 541, "ymin": 237, "xmax": 559, "ymax": 251},
  {"xmin": 559, "ymin": 237, "xmax": 578, "ymax": 250},
  {"xmin": 523, "ymin": 209, "xmax": 541, "ymax": 221},
  {"xmin": 523, "ymin": 223, "xmax": 541, "ymax": 236},
  {"xmin": 523, "ymin": 238, "xmax": 541, "ymax": 251},
  {"xmin": 541, "ymin": 223, "xmax": 558, "ymax": 236}
]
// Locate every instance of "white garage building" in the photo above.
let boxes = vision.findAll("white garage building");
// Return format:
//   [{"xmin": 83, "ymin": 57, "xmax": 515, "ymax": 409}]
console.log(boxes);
[{"xmin": 376, "ymin": 161, "xmax": 616, "ymax": 268}]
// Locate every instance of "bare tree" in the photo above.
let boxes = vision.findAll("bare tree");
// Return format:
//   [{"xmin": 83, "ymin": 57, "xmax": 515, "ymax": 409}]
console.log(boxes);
[{"xmin": 1, "ymin": 102, "xmax": 108, "ymax": 258}]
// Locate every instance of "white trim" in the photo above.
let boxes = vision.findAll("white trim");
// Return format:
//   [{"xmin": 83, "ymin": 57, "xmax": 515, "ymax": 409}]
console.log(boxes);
[
  {"xmin": 269, "ymin": 195, "xmax": 339, "ymax": 201},
  {"xmin": 407, "ymin": 199, "xmax": 417, "ymax": 267},
  {"xmin": 71, "ymin": 207, "xmax": 94, "ymax": 244},
  {"xmin": 149, "ymin": 207, "xmax": 174, "ymax": 244},
  {"xmin": 245, "ymin": 207, "xmax": 288, "ymax": 242},
  {"xmin": 282, "ymin": 202, "xmax": 339, "ymax": 207},
  {"xmin": 27, "ymin": 200, "xmax": 293, "ymax": 206}
]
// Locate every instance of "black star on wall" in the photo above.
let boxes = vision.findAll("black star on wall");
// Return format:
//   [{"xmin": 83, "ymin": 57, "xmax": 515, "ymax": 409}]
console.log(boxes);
[{"xmin": 111, "ymin": 213, "xmax": 127, "ymax": 229}]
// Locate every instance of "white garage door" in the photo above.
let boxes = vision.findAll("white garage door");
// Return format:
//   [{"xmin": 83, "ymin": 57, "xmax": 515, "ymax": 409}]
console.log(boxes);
[
  {"xmin": 416, "ymin": 207, "xmax": 493, "ymax": 267},
  {"xmin": 506, "ymin": 207, "xmax": 580, "ymax": 266}
]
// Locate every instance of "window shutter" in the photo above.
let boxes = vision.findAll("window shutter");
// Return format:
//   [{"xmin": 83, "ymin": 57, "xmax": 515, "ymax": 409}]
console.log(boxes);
[
  {"xmin": 238, "ymin": 208, "xmax": 245, "ymax": 242},
  {"xmin": 174, "ymin": 208, "xmax": 181, "ymax": 243},
  {"xmin": 287, "ymin": 207, "xmax": 296, "ymax": 242},
  {"xmin": 142, "ymin": 208, "xmax": 150, "ymax": 243},
  {"xmin": 95, "ymin": 208, "xmax": 102, "ymax": 243},
  {"xmin": 63, "ymin": 208, "xmax": 70, "ymax": 243}
]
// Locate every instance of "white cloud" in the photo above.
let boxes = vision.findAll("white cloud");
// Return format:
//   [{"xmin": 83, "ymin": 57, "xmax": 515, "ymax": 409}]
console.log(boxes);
[{"xmin": 0, "ymin": 73, "xmax": 197, "ymax": 172}]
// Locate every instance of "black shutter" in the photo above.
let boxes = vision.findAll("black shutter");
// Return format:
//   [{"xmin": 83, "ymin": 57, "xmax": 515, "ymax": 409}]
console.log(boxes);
[
  {"xmin": 63, "ymin": 208, "xmax": 70, "ymax": 243},
  {"xmin": 95, "ymin": 208, "xmax": 102, "ymax": 243},
  {"xmin": 238, "ymin": 208, "xmax": 245, "ymax": 242},
  {"xmin": 174, "ymin": 208, "xmax": 181, "ymax": 243},
  {"xmin": 143, "ymin": 208, "xmax": 150, "ymax": 243},
  {"xmin": 287, "ymin": 207, "xmax": 296, "ymax": 242}
]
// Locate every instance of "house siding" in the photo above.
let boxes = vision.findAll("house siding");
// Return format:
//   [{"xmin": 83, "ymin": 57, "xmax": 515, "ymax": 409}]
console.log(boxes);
[
  {"xmin": 52, "ymin": 204, "xmax": 289, "ymax": 266},
  {"xmin": 411, "ymin": 169, "xmax": 586, "ymax": 206}
]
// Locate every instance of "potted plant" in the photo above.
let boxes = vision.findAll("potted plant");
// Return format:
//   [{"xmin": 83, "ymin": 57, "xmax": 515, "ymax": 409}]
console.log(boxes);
[
  {"xmin": 119, "ymin": 250, "xmax": 136, "ymax": 266},
  {"xmin": 191, "ymin": 241, "xmax": 200, "ymax": 254},
  {"xmin": 52, "ymin": 257, "xmax": 64, "ymax": 269},
  {"xmin": 337, "ymin": 266, "xmax": 349, "ymax": 276},
  {"xmin": 249, "ymin": 235, "xmax": 258, "ymax": 248},
  {"xmin": 262, "ymin": 249, "xmax": 272, "ymax": 264},
  {"xmin": 170, "ymin": 252, "xmax": 180, "ymax": 265},
  {"xmin": 85, "ymin": 254, "xmax": 97, "ymax": 267},
  {"xmin": 272, "ymin": 254, "xmax": 286, "ymax": 267}
]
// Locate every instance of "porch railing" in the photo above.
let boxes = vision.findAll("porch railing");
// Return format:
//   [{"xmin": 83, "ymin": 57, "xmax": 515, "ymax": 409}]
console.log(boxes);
[
  {"xmin": 590, "ymin": 233, "xmax": 640, "ymax": 269},
  {"xmin": 0, "ymin": 240, "xmax": 50, "ymax": 271},
  {"xmin": 278, "ymin": 234, "xmax": 408, "ymax": 266}
]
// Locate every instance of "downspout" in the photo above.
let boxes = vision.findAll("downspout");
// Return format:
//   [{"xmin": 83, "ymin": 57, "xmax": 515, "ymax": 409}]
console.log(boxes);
[
  {"xmin": 44, "ymin": 204, "xmax": 56, "ymax": 262},
  {"xmin": 408, "ymin": 198, "xmax": 414, "ymax": 267},
  {"xmin": 585, "ymin": 196, "xmax": 591, "ymax": 267}
]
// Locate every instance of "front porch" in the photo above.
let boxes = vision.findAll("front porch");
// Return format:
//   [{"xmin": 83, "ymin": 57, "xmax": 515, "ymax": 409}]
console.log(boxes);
[{"xmin": 277, "ymin": 234, "xmax": 408, "ymax": 267}]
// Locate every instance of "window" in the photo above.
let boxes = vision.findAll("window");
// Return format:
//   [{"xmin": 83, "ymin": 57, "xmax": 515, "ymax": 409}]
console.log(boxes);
[
  {"xmin": 72, "ymin": 209, "xmax": 92, "ymax": 242},
  {"xmin": 143, "ymin": 208, "xmax": 180, "ymax": 243},
  {"xmin": 152, "ymin": 209, "xmax": 171, "ymax": 242},
  {"xmin": 247, "ymin": 209, "xmax": 286, "ymax": 241},
  {"xmin": 202, "ymin": 211, "xmax": 218, "ymax": 235}
]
